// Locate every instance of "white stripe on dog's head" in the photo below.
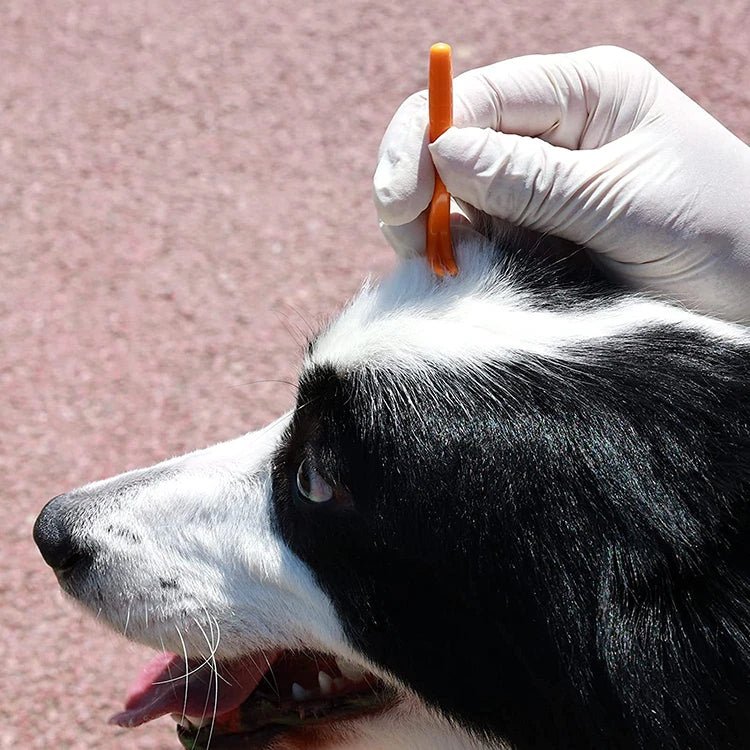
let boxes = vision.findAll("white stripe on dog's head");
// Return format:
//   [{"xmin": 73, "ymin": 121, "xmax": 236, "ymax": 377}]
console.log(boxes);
[{"xmin": 311, "ymin": 231, "xmax": 746, "ymax": 374}]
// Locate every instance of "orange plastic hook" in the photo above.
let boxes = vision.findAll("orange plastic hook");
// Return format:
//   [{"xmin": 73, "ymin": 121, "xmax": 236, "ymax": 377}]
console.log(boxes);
[{"xmin": 426, "ymin": 42, "xmax": 458, "ymax": 277}]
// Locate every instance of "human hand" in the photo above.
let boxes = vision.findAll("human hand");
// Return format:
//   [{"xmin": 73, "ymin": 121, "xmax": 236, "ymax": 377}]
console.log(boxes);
[{"xmin": 373, "ymin": 46, "xmax": 750, "ymax": 320}]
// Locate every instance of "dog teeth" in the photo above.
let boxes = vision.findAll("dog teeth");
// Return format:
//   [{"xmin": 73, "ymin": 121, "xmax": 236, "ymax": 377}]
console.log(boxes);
[
  {"xmin": 318, "ymin": 670, "xmax": 333, "ymax": 696},
  {"xmin": 292, "ymin": 682, "xmax": 312, "ymax": 702},
  {"xmin": 336, "ymin": 657, "xmax": 367, "ymax": 681}
]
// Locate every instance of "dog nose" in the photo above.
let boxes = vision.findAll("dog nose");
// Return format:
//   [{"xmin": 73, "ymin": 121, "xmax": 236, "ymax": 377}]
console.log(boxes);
[{"xmin": 33, "ymin": 494, "xmax": 88, "ymax": 572}]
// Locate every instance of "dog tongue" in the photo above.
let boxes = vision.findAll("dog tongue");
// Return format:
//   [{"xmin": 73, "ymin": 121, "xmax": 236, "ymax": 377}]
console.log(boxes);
[{"xmin": 109, "ymin": 651, "xmax": 277, "ymax": 728}]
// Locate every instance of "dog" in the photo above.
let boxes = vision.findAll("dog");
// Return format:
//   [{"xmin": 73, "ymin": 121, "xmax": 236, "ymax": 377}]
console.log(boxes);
[{"xmin": 34, "ymin": 218, "xmax": 750, "ymax": 749}]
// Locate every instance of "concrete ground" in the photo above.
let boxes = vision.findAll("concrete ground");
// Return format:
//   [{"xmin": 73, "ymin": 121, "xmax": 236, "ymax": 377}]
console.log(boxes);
[{"xmin": 3, "ymin": 1, "xmax": 748, "ymax": 747}]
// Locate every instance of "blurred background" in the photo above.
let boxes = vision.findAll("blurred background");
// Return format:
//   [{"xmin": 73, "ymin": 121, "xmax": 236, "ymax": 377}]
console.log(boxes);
[{"xmin": 2, "ymin": 0, "xmax": 748, "ymax": 747}]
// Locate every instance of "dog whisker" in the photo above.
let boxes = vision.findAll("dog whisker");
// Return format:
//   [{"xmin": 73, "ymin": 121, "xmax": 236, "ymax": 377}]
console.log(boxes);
[
  {"xmin": 278, "ymin": 302, "xmax": 318, "ymax": 342},
  {"xmin": 257, "ymin": 650, "xmax": 280, "ymax": 700},
  {"xmin": 175, "ymin": 624, "xmax": 190, "ymax": 727},
  {"xmin": 209, "ymin": 618, "xmax": 231, "ymax": 688},
  {"xmin": 122, "ymin": 599, "xmax": 132, "ymax": 639},
  {"xmin": 192, "ymin": 614, "xmax": 218, "ymax": 748},
  {"xmin": 229, "ymin": 378, "xmax": 297, "ymax": 391},
  {"xmin": 192, "ymin": 612, "xmax": 230, "ymax": 688},
  {"xmin": 277, "ymin": 314, "xmax": 308, "ymax": 350},
  {"xmin": 151, "ymin": 615, "xmax": 221, "ymax": 686},
  {"xmin": 205, "ymin": 617, "xmax": 222, "ymax": 750}
]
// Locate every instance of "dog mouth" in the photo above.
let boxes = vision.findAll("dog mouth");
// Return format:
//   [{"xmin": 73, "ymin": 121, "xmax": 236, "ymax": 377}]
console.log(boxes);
[{"xmin": 110, "ymin": 648, "xmax": 395, "ymax": 748}]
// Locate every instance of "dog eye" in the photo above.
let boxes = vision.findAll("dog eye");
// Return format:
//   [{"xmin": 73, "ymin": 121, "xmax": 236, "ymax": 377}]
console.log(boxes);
[{"xmin": 296, "ymin": 459, "xmax": 334, "ymax": 505}]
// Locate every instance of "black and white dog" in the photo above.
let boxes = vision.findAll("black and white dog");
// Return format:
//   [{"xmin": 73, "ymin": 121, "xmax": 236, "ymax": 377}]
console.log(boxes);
[{"xmin": 34, "ymin": 220, "xmax": 750, "ymax": 750}]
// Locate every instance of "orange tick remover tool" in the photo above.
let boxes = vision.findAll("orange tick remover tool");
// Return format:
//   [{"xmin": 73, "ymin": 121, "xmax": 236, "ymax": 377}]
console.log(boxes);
[{"xmin": 426, "ymin": 42, "xmax": 458, "ymax": 277}]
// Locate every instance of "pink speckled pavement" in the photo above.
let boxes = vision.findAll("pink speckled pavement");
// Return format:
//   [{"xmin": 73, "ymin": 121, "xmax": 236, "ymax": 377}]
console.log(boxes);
[{"xmin": 3, "ymin": 1, "xmax": 748, "ymax": 747}]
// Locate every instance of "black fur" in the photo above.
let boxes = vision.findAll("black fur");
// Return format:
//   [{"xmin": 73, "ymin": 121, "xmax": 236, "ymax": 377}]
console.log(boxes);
[{"xmin": 272, "ymin": 230, "xmax": 750, "ymax": 749}]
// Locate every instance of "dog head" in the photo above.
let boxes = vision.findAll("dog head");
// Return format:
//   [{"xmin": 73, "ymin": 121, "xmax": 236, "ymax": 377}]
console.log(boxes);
[{"xmin": 34, "ymin": 226, "xmax": 750, "ymax": 749}]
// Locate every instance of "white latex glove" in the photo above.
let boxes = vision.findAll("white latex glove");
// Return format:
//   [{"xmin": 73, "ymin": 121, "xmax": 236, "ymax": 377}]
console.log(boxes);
[{"xmin": 373, "ymin": 46, "xmax": 750, "ymax": 321}]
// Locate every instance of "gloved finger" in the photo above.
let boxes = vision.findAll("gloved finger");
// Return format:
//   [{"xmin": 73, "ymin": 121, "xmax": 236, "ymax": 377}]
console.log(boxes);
[
  {"xmin": 451, "ymin": 46, "xmax": 655, "ymax": 149},
  {"xmin": 429, "ymin": 126, "xmax": 600, "ymax": 243},
  {"xmin": 373, "ymin": 90, "xmax": 435, "ymax": 227}
]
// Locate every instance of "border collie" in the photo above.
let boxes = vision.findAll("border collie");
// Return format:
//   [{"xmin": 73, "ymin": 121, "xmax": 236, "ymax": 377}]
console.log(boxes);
[{"xmin": 34, "ymin": 219, "xmax": 750, "ymax": 750}]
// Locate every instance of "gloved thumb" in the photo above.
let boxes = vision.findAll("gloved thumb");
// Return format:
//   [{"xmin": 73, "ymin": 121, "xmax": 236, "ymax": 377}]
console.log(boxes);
[{"xmin": 429, "ymin": 126, "xmax": 598, "ymax": 242}]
